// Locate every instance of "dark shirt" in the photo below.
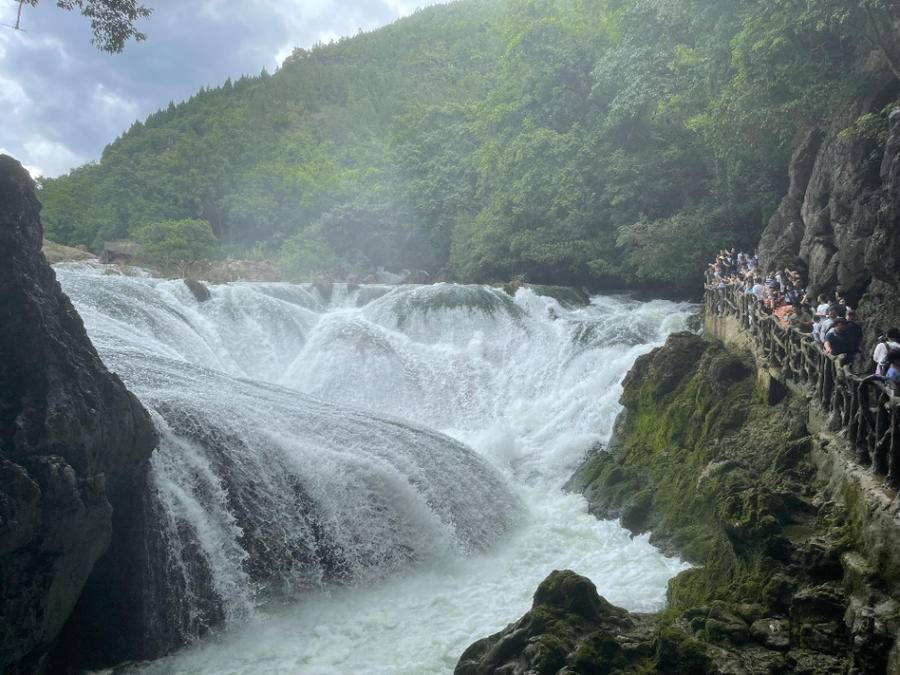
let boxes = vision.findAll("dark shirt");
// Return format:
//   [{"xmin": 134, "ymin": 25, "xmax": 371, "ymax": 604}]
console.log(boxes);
[{"xmin": 825, "ymin": 327, "xmax": 861, "ymax": 358}]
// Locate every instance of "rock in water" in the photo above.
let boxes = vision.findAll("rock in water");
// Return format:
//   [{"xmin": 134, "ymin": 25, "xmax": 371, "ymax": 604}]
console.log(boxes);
[
  {"xmin": 455, "ymin": 570, "xmax": 641, "ymax": 675},
  {"xmin": 184, "ymin": 278, "xmax": 211, "ymax": 302},
  {"xmin": 0, "ymin": 155, "xmax": 157, "ymax": 673}
]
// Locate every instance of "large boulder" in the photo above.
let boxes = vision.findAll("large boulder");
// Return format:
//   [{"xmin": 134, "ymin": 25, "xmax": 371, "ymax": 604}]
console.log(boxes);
[
  {"xmin": 0, "ymin": 155, "xmax": 157, "ymax": 672},
  {"xmin": 455, "ymin": 570, "xmax": 643, "ymax": 675}
]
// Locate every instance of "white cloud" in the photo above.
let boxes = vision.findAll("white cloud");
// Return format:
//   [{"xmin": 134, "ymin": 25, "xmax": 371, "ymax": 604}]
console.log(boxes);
[
  {"xmin": 94, "ymin": 82, "xmax": 139, "ymax": 130},
  {"xmin": 0, "ymin": 72, "xmax": 29, "ymax": 110},
  {"xmin": 0, "ymin": 146, "xmax": 42, "ymax": 178},
  {"xmin": 273, "ymin": 43, "xmax": 293, "ymax": 67},
  {"xmin": 21, "ymin": 137, "xmax": 85, "ymax": 178}
]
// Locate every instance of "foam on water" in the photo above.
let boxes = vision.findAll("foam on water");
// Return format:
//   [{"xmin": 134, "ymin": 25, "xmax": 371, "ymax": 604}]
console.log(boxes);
[{"xmin": 56, "ymin": 264, "xmax": 694, "ymax": 674}]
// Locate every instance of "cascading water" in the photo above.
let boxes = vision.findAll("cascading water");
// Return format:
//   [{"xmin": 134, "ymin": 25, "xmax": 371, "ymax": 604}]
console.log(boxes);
[{"xmin": 56, "ymin": 264, "xmax": 694, "ymax": 674}]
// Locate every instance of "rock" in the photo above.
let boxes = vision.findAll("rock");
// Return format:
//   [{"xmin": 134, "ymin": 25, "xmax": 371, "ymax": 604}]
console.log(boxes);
[
  {"xmin": 789, "ymin": 584, "xmax": 848, "ymax": 653},
  {"xmin": 758, "ymin": 80, "xmax": 900, "ymax": 357},
  {"xmin": 785, "ymin": 649, "xmax": 847, "ymax": 674},
  {"xmin": 705, "ymin": 604, "xmax": 750, "ymax": 646},
  {"xmin": 621, "ymin": 331, "xmax": 708, "ymax": 400},
  {"xmin": 101, "ymin": 239, "xmax": 142, "ymax": 265},
  {"xmin": 0, "ymin": 155, "xmax": 157, "ymax": 673},
  {"xmin": 796, "ymin": 536, "xmax": 844, "ymax": 582},
  {"xmin": 402, "ymin": 269, "xmax": 431, "ymax": 284},
  {"xmin": 750, "ymin": 618, "xmax": 790, "ymax": 651},
  {"xmin": 41, "ymin": 240, "xmax": 97, "ymax": 264},
  {"xmin": 455, "ymin": 571, "xmax": 636, "ymax": 675},
  {"xmin": 184, "ymin": 278, "xmax": 211, "ymax": 302}
]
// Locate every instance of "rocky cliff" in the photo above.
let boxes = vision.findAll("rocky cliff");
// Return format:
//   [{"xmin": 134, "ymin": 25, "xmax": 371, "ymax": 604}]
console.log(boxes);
[
  {"xmin": 0, "ymin": 155, "xmax": 157, "ymax": 673},
  {"xmin": 456, "ymin": 333, "xmax": 900, "ymax": 673},
  {"xmin": 758, "ymin": 81, "xmax": 900, "ymax": 351}
]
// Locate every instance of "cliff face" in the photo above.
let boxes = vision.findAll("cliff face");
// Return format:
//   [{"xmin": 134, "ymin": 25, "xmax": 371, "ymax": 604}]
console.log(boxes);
[
  {"xmin": 0, "ymin": 155, "xmax": 157, "ymax": 672},
  {"xmin": 758, "ymin": 82, "xmax": 900, "ymax": 346},
  {"xmin": 456, "ymin": 333, "xmax": 900, "ymax": 674}
]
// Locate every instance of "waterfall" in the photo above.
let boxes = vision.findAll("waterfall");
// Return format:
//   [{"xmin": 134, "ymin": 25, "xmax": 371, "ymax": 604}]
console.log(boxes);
[
  {"xmin": 56, "ymin": 264, "xmax": 694, "ymax": 672},
  {"xmin": 58, "ymin": 266, "xmax": 521, "ymax": 646}
]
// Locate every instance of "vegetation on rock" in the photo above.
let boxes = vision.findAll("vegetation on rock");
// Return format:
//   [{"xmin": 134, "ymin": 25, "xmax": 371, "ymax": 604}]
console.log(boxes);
[{"xmin": 133, "ymin": 218, "xmax": 218, "ymax": 276}]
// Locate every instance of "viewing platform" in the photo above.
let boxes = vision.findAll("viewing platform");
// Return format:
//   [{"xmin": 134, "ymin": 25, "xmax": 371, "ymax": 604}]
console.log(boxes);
[{"xmin": 705, "ymin": 285, "xmax": 900, "ymax": 489}]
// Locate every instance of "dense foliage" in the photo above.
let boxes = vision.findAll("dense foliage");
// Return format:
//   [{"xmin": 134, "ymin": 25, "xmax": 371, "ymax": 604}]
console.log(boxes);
[
  {"xmin": 133, "ymin": 218, "xmax": 217, "ymax": 274},
  {"xmin": 38, "ymin": 0, "xmax": 899, "ymax": 291}
]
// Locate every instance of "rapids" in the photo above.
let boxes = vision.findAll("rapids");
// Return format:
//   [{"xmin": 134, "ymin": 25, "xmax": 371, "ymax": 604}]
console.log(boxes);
[{"xmin": 56, "ymin": 264, "xmax": 693, "ymax": 674}]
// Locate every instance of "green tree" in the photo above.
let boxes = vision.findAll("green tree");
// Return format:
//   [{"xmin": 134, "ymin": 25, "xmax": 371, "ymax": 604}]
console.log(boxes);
[{"xmin": 134, "ymin": 219, "xmax": 218, "ymax": 276}]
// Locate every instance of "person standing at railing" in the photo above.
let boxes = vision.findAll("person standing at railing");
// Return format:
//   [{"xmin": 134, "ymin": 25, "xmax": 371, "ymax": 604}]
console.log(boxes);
[
  {"xmin": 885, "ymin": 349, "xmax": 900, "ymax": 385},
  {"xmin": 845, "ymin": 310, "xmax": 864, "ymax": 369},
  {"xmin": 824, "ymin": 317, "xmax": 862, "ymax": 368},
  {"xmin": 814, "ymin": 306, "xmax": 838, "ymax": 344},
  {"xmin": 873, "ymin": 328, "xmax": 900, "ymax": 376}
]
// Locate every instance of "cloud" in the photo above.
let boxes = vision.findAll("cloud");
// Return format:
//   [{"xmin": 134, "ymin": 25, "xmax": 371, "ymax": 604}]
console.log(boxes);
[
  {"xmin": 0, "ymin": 0, "xmax": 446, "ymax": 177},
  {"xmin": 22, "ymin": 137, "xmax": 86, "ymax": 178},
  {"xmin": 0, "ymin": 146, "xmax": 42, "ymax": 179}
]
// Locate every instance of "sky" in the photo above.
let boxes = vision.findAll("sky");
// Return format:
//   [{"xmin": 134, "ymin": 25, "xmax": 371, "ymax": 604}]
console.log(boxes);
[{"xmin": 0, "ymin": 0, "xmax": 442, "ymax": 178}]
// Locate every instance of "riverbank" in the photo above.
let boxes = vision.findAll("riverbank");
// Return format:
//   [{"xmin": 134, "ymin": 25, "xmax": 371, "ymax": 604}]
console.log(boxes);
[{"xmin": 456, "ymin": 330, "xmax": 900, "ymax": 673}]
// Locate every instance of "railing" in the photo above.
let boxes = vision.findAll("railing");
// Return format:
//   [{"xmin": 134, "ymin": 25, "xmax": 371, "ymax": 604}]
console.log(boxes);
[{"xmin": 705, "ymin": 285, "xmax": 900, "ymax": 486}]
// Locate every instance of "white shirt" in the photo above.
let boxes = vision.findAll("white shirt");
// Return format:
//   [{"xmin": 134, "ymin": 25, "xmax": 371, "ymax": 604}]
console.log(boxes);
[
  {"xmin": 874, "ymin": 341, "xmax": 900, "ymax": 366},
  {"xmin": 752, "ymin": 284, "xmax": 766, "ymax": 301}
]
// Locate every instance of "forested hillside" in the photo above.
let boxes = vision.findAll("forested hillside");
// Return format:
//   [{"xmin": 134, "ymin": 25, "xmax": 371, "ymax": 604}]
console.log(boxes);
[{"xmin": 38, "ymin": 0, "xmax": 900, "ymax": 291}]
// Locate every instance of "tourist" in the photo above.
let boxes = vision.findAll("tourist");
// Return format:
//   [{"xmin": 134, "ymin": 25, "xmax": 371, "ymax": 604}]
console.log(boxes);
[
  {"xmin": 844, "ymin": 309, "xmax": 864, "ymax": 367},
  {"xmin": 886, "ymin": 349, "xmax": 900, "ymax": 385},
  {"xmin": 752, "ymin": 277, "xmax": 766, "ymax": 303},
  {"xmin": 873, "ymin": 328, "xmax": 900, "ymax": 376},
  {"xmin": 824, "ymin": 317, "xmax": 861, "ymax": 366},
  {"xmin": 814, "ymin": 306, "xmax": 837, "ymax": 344}
]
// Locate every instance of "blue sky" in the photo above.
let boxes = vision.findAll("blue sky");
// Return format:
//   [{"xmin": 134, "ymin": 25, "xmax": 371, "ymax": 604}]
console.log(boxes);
[{"xmin": 0, "ymin": 0, "xmax": 442, "ymax": 177}]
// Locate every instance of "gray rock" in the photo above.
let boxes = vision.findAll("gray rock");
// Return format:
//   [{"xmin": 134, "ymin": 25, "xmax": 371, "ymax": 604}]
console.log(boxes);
[
  {"xmin": 0, "ymin": 155, "xmax": 157, "ymax": 673},
  {"xmin": 750, "ymin": 618, "xmax": 790, "ymax": 651},
  {"xmin": 184, "ymin": 278, "xmax": 211, "ymax": 302},
  {"xmin": 757, "ymin": 80, "xmax": 900, "ymax": 357}
]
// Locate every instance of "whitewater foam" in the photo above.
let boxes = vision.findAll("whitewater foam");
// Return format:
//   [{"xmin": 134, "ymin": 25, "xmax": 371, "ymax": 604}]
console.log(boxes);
[{"xmin": 56, "ymin": 265, "xmax": 694, "ymax": 673}]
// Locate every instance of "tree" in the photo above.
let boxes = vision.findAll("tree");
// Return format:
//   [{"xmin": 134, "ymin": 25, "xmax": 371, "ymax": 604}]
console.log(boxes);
[
  {"xmin": 17, "ymin": 0, "xmax": 152, "ymax": 52},
  {"xmin": 134, "ymin": 219, "xmax": 217, "ymax": 275}
]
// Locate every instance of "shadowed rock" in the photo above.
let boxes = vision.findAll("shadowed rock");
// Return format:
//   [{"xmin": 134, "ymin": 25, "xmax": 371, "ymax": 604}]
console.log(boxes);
[{"xmin": 0, "ymin": 155, "xmax": 157, "ymax": 673}]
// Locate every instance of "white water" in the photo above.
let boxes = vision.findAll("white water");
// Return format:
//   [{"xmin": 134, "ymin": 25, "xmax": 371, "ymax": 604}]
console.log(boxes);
[{"xmin": 57, "ymin": 265, "xmax": 693, "ymax": 674}]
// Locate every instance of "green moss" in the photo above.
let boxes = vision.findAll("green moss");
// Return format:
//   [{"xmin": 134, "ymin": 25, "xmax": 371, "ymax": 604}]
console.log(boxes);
[
  {"xmin": 654, "ymin": 627, "xmax": 713, "ymax": 673},
  {"xmin": 570, "ymin": 634, "xmax": 628, "ymax": 674},
  {"xmin": 532, "ymin": 634, "xmax": 567, "ymax": 674},
  {"xmin": 572, "ymin": 334, "xmax": 817, "ymax": 615}
]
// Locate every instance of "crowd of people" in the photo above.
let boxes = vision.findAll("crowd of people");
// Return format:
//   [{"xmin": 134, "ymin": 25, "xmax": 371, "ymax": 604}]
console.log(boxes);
[{"xmin": 707, "ymin": 249, "xmax": 900, "ymax": 385}]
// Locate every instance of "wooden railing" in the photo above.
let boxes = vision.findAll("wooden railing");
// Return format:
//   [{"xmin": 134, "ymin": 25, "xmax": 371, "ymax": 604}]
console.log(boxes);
[{"xmin": 705, "ymin": 285, "xmax": 900, "ymax": 486}]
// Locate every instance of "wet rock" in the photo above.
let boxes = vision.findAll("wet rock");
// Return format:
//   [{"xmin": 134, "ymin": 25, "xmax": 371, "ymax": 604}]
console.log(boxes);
[
  {"xmin": 796, "ymin": 536, "xmax": 844, "ymax": 582},
  {"xmin": 789, "ymin": 584, "xmax": 848, "ymax": 653},
  {"xmin": 750, "ymin": 618, "xmax": 790, "ymax": 651},
  {"xmin": 184, "ymin": 278, "xmax": 211, "ymax": 302},
  {"xmin": 454, "ymin": 571, "xmax": 635, "ymax": 675},
  {"xmin": 845, "ymin": 596, "xmax": 899, "ymax": 673},
  {"xmin": 785, "ymin": 649, "xmax": 847, "ymax": 674},
  {"xmin": 0, "ymin": 155, "xmax": 157, "ymax": 673},
  {"xmin": 705, "ymin": 604, "xmax": 750, "ymax": 646}
]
